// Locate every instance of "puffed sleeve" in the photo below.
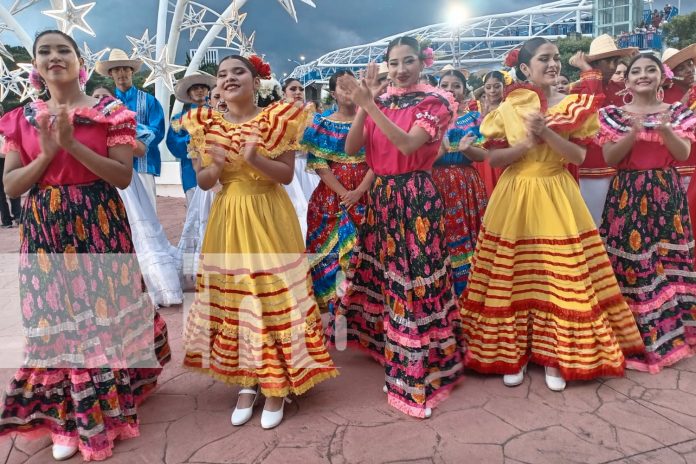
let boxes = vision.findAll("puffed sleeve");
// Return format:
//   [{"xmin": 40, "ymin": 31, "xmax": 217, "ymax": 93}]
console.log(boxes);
[
  {"xmin": 546, "ymin": 93, "xmax": 602, "ymax": 146},
  {"xmin": 181, "ymin": 106, "xmax": 214, "ymax": 161},
  {"xmin": 0, "ymin": 107, "xmax": 25, "ymax": 155},
  {"xmin": 413, "ymin": 95, "xmax": 453, "ymax": 144},
  {"xmin": 255, "ymin": 102, "xmax": 309, "ymax": 159},
  {"xmin": 668, "ymin": 102, "xmax": 696, "ymax": 142},
  {"xmin": 103, "ymin": 99, "xmax": 137, "ymax": 148},
  {"xmin": 480, "ymin": 108, "xmax": 508, "ymax": 149}
]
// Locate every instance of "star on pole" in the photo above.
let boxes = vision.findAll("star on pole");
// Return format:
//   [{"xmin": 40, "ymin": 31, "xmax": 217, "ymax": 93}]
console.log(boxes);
[
  {"xmin": 141, "ymin": 46, "xmax": 186, "ymax": 93},
  {"xmin": 80, "ymin": 42, "xmax": 108, "ymax": 79},
  {"xmin": 182, "ymin": 4, "xmax": 207, "ymax": 41},
  {"xmin": 238, "ymin": 31, "xmax": 256, "ymax": 57},
  {"xmin": 42, "ymin": 0, "xmax": 96, "ymax": 37},
  {"xmin": 127, "ymin": 29, "xmax": 157, "ymax": 60},
  {"xmin": 220, "ymin": 10, "xmax": 247, "ymax": 48}
]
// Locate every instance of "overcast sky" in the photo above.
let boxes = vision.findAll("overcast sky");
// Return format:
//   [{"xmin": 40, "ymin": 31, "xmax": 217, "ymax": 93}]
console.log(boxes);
[{"xmin": 4, "ymin": 0, "xmax": 694, "ymax": 77}]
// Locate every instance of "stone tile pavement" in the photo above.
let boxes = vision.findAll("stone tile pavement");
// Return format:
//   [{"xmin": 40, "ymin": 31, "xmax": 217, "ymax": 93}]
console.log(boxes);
[{"xmin": 0, "ymin": 197, "xmax": 695, "ymax": 464}]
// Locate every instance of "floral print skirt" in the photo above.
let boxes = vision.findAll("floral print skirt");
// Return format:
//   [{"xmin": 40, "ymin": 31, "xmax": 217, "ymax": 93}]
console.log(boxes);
[
  {"xmin": 0, "ymin": 181, "xmax": 170, "ymax": 461},
  {"xmin": 600, "ymin": 168, "xmax": 696, "ymax": 373},
  {"xmin": 432, "ymin": 164, "xmax": 487, "ymax": 295},
  {"xmin": 328, "ymin": 171, "xmax": 465, "ymax": 418}
]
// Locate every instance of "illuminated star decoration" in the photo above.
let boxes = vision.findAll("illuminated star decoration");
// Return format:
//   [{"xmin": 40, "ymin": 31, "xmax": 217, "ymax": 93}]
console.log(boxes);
[
  {"xmin": 275, "ymin": 0, "xmax": 317, "ymax": 22},
  {"xmin": 220, "ymin": 10, "xmax": 247, "ymax": 48},
  {"xmin": 0, "ymin": 59, "xmax": 12, "ymax": 101},
  {"xmin": 238, "ymin": 31, "xmax": 256, "ymax": 57},
  {"xmin": 42, "ymin": 0, "xmax": 96, "ymax": 37},
  {"xmin": 182, "ymin": 4, "xmax": 207, "ymax": 41},
  {"xmin": 80, "ymin": 42, "xmax": 109, "ymax": 79},
  {"xmin": 127, "ymin": 29, "xmax": 157, "ymax": 60},
  {"xmin": 141, "ymin": 46, "xmax": 186, "ymax": 93},
  {"xmin": 0, "ymin": 63, "xmax": 35, "ymax": 102}
]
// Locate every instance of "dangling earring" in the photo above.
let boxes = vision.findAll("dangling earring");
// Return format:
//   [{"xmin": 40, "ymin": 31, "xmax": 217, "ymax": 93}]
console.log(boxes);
[
  {"xmin": 656, "ymin": 87, "xmax": 665, "ymax": 103},
  {"xmin": 28, "ymin": 67, "xmax": 47, "ymax": 96},
  {"xmin": 622, "ymin": 89, "xmax": 634, "ymax": 105},
  {"xmin": 253, "ymin": 91, "xmax": 259, "ymax": 107},
  {"xmin": 78, "ymin": 67, "xmax": 88, "ymax": 91}
]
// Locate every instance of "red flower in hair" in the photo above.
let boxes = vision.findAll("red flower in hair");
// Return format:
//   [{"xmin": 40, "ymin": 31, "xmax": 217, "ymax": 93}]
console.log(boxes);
[
  {"xmin": 248, "ymin": 55, "xmax": 272, "ymax": 79},
  {"xmin": 504, "ymin": 49, "xmax": 520, "ymax": 68}
]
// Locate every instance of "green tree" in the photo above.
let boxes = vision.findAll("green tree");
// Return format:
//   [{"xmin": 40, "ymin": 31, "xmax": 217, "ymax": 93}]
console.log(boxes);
[
  {"xmin": 554, "ymin": 36, "xmax": 593, "ymax": 82},
  {"xmin": 662, "ymin": 11, "xmax": 696, "ymax": 49}
]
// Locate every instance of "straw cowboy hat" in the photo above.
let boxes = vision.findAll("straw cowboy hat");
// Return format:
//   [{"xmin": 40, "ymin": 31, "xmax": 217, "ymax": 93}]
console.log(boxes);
[
  {"xmin": 377, "ymin": 61, "xmax": 389, "ymax": 78},
  {"xmin": 586, "ymin": 34, "xmax": 638, "ymax": 62},
  {"xmin": 95, "ymin": 48, "xmax": 143, "ymax": 76},
  {"xmin": 439, "ymin": 64, "xmax": 470, "ymax": 79},
  {"xmin": 174, "ymin": 71, "xmax": 217, "ymax": 104},
  {"xmin": 662, "ymin": 44, "xmax": 696, "ymax": 69}
]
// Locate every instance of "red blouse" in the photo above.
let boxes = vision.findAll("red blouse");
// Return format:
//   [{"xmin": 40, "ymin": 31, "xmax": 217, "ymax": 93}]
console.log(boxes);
[
  {"xmin": 364, "ymin": 84, "xmax": 455, "ymax": 175},
  {"xmin": 598, "ymin": 103, "xmax": 696, "ymax": 170},
  {"xmin": 0, "ymin": 98, "xmax": 136, "ymax": 186}
]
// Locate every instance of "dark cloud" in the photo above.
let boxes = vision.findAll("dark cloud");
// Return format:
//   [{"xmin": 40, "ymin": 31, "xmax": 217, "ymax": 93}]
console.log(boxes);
[{"xmin": 5, "ymin": 0, "xmax": 694, "ymax": 78}]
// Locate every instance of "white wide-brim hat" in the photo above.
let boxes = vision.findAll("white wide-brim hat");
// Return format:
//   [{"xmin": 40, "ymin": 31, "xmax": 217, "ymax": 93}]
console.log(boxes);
[
  {"xmin": 377, "ymin": 61, "xmax": 389, "ymax": 78},
  {"xmin": 95, "ymin": 48, "xmax": 143, "ymax": 76},
  {"xmin": 586, "ymin": 34, "xmax": 638, "ymax": 62},
  {"xmin": 174, "ymin": 71, "xmax": 217, "ymax": 104},
  {"xmin": 662, "ymin": 44, "xmax": 696, "ymax": 70}
]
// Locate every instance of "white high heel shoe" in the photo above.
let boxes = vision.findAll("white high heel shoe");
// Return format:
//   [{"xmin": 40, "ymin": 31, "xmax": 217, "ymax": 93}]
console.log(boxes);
[
  {"xmin": 260, "ymin": 397, "xmax": 291, "ymax": 430},
  {"xmin": 503, "ymin": 363, "xmax": 528, "ymax": 387},
  {"xmin": 52, "ymin": 444, "xmax": 78, "ymax": 461},
  {"xmin": 544, "ymin": 367, "xmax": 566, "ymax": 392},
  {"xmin": 231, "ymin": 388, "xmax": 259, "ymax": 426}
]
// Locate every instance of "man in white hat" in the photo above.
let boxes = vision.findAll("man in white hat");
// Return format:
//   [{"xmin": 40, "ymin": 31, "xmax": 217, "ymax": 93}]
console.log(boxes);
[
  {"xmin": 568, "ymin": 34, "xmax": 638, "ymax": 226},
  {"xmin": 97, "ymin": 49, "xmax": 165, "ymax": 211},
  {"xmin": 166, "ymin": 72, "xmax": 216, "ymax": 205},
  {"xmin": 662, "ymin": 44, "xmax": 696, "ymax": 189}
]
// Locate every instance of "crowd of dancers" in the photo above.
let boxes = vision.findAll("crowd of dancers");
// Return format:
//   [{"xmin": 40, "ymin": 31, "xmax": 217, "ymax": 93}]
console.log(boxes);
[{"xmin": 0, "ymin": 27, "xmax": 695, "ymax": 461}]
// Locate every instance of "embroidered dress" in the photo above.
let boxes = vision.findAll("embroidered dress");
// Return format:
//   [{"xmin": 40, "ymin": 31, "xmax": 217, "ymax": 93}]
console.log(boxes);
[
  {"xmin": 664, "ymin": 83, "xmax": 696, "ymax": 188},
  {"xmin": 329, "ymin": 84, "xmax": 466, "ymax": 418},
  {"xmin": 0, "ymin": 98, "xmax": 170, "ymax": 462},
  {"xmin": 302, "ymin": 113, "xmax": 368, "ymax": 313},
  {"xmin": 598, "ymin": 103, "xmax": 696, "ymax": 373},
  {"xmin": 181, "ymin": 103, "xmax": 338, "ymax": 396},
  {"xmin": 434, "ymin": 111, "xmax": 487, "ymax": 295},
  {"xmin": 460, "ymin": 84, "xmax": 644, "ymax": 381},
  {"xmin": 690, "ymin": 178, "xmax": 696, "ymax": 267}
]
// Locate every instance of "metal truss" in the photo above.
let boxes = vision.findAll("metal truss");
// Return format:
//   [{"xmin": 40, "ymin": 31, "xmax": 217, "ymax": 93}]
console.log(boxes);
[{"xmin": 289, "ymin": 0, "xmax": 594, "ymax": 84}]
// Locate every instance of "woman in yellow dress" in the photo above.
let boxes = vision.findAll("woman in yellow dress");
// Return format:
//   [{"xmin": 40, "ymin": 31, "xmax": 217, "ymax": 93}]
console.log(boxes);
[
  {"xmin": 181, "ymin": 55, "xmax": 337, "ymax": 430},
  {"xmin": 459, "ymin": 38, "xmax": 644, "ymax": 391}
]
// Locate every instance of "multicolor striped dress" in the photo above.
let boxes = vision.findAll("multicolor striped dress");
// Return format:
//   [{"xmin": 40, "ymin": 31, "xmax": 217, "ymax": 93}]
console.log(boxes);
[
  {"xmin": 328, "ymin": 83, "xmax": 466, "ymax": 418},
  {"xmin": 460, "ymin": 84, "xmax": 644, "ymax": 381},
  {"xmin": 0, "ymin": 98, "xmax": 170, "ymax": 461},
  {"xmin": 181, "ymin": 103, "xmax": 338, "ymax": 397},
  {"xmin": 598, "ymin": 103, "xmax": 696, "ymax": 373},
  {"xmin": 433, "ymin": 111, "xmax": 487, "ymax": 295},
  {"xmin": 302, "ymin": 113, "xmax": 369, "ymax": 313}
]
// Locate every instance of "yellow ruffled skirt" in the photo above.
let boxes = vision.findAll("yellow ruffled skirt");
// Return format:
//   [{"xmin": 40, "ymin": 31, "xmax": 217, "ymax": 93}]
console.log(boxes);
[{"xmin": 183, "ymin": 179, "xmax": 338, "ymax": 396}]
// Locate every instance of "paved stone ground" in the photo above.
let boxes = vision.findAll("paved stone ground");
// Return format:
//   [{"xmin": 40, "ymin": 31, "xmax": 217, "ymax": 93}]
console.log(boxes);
[{"xmin": 0, "ymin": 196, "xmax": 695, "ymax": 464}]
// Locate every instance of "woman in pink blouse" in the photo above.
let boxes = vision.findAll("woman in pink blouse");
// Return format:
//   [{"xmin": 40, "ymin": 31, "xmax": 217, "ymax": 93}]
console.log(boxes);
[
  {"xmin": 328, "ymin": 36, "xmax": 465, "ymax": 419},
  {"xmin": 0, "ymin": 30, "xmax": 169, "ymax": 461}
]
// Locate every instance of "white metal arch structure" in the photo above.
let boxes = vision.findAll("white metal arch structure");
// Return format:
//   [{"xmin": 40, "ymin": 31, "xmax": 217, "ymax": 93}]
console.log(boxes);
[{"xmin": 289, "ymin": 0, "xmax": 594, "ymax": 84}]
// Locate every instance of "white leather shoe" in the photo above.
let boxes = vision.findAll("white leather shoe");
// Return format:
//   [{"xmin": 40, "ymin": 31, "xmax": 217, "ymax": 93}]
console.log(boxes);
[
  {"xmin": 544, "ymin": 367, "xmax": 566, "ymax": 392},
  {"xmin": 260, "ymin": 397, "xmax": 291, "ymax": 430},
  {"xmin": 503, "ymin": 364, "xmax": 528, "ymax": 387},
  {"xmin": 231, "ymin": 388, "xmax": 259, "ymax": 426},
  {"xmin": 383, "ymin": 385, "xmax": 388, "ymax": 394},
  {"xmin": 52, "ymin": 444, "xmax": 78, "ymax": 461},
  {"xmin": 424, "ymin": 407, "xmax": 432, "ymax": 419}
]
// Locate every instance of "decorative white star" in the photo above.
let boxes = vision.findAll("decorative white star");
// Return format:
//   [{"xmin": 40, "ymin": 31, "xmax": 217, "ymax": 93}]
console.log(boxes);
[
  {"xmin": 275, "ymin": 0, "xmax": 317, "ymax": 22},
  {"xmin": 0, "ymin": 63, "xmax": 34, "ymax": 102},
  {"xmin": 9, "ymin": 0, "xmax": 42, "ymax": 15},
  {"xmin": 80, "ymin": 42, "xmax": 108, "ymax": 79},
  {"xmin": 220, "ymin": 10, "xmax": 247, "ymax": 48},
  {"xmin": 141, "ymin": 46, "xmax": 186, "ymax": 93},
  {"xmin": 126, "ymin": 29, "xmax": 157, "ymax": 60},
  {"xmin": 42, "ymin": 0, "xmax": 96, "ymax": 37},
  {"xmin": 0, "ymin": 59, "xmax": 12, "ymax": 101},
  {"xmin": 238, "ymin": 31, "xmax": 256, "ymax": 57},
  {"xmin": 182, "ymin": 4, "xmax": 207, "ymax": 41}
]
